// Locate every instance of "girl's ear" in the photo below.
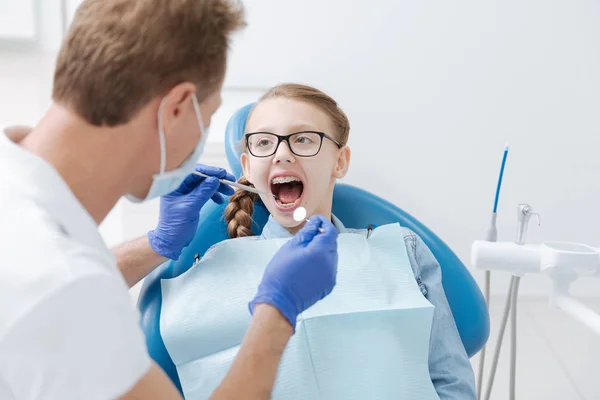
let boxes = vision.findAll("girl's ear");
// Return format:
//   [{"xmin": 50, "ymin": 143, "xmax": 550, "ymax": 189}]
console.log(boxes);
[
  {"xmin": 333, "ymin": 146, "xmax": 351, "ymax": 179},
  {"xmin": 241, "ymin": 152, "xmax": 252, "ymax": 183}
]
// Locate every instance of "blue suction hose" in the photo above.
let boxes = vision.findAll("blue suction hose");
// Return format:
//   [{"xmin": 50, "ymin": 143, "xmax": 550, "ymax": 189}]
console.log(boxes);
[
  {"xmin": 477, "ymin": 144, "xmax": 509, "ymax": 400},
  {"xmin": 493, "ymin": 146, "xmax": 510, "ymax": 214}
]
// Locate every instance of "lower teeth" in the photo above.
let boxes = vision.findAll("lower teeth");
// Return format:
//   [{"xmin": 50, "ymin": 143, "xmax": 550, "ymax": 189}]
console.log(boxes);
[{"xmin": 276, "ymin": 198, "xmax": 296, "ymax": 208}]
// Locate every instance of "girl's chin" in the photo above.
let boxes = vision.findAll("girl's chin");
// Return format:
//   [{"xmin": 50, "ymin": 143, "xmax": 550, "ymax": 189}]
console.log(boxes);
[
  {"xmin": 267, "ymin": 211, "xmax": 308, "ymax": 231},
  {"xmin": 273, "ymin": 214, "xmax": 303, "ymax": 227}
]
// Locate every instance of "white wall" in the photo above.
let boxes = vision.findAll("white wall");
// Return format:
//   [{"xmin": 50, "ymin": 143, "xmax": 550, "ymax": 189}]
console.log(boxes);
[
  {"xmin": 223, "ymin": 0, "xmax": 600, "ymax": 297},
  {"xmin": 1, "ymin": 0, "xmax": 599, "ymax": 297},
  {"xmin": 0, "ymin": 0, "xmax": 35, "ymax": 40}
]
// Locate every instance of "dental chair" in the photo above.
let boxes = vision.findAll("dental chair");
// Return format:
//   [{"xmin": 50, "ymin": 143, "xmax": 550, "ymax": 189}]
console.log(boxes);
[{"xmin": 137, "ymin": 103, "xmax": 490, "ymax": 392}]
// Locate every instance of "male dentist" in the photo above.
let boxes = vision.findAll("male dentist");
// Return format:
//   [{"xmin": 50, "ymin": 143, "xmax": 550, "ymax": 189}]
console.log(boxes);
[{"xmin": 0, "ymin": 1, "xmax": 338, "ymax": 399}]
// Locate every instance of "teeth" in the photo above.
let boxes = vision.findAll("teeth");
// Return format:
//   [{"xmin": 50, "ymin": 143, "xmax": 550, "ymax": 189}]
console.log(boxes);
[
  {"xmin": 276, "ymin": 198, "xmax": 299, "ymax": 208},
  {"xmin": 271, "ymin": 176, "xmax": 300, "ymax": 185}
]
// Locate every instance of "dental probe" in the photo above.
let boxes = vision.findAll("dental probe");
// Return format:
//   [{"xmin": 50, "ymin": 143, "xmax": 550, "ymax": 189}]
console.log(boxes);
[{"xmin": 193, "ymin": 171, "xmax": 275, "ymax": 197}]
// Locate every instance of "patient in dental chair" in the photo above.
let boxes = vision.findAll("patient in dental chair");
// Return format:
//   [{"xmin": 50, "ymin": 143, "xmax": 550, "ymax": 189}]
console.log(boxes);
[{"xmin": 160, "ymin": 84, "xmax": 476, "ymax": 399}]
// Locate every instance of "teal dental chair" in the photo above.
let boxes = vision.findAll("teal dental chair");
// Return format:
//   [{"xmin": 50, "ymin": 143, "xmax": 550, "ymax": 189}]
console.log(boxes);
[{"xmin": 137, "ymin": 103, "xmax": 490, "ymax": 393}]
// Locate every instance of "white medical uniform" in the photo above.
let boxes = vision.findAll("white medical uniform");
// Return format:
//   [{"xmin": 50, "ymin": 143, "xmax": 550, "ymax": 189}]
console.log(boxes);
[{"xmin": 0, "ymin": 131, "xmax": 150, "ymax": 400}]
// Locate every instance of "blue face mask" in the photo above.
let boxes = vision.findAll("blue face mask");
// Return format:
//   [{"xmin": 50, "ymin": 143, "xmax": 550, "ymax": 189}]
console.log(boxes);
[{"xmin": 126, "ymin": 95, "xmax": 208, "ymax": 203}]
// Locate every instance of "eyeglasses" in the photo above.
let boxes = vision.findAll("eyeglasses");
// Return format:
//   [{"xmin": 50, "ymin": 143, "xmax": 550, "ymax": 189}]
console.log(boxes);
[{"xmin": 245, "ymin": 131, "xmax": 342, "ymax": 158}]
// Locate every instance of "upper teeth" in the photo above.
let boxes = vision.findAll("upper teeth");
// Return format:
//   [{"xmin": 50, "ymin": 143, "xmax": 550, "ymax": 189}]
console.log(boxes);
[{"xmin": 271, "ymin": 176, "xmax": 300, "ymax": 185}]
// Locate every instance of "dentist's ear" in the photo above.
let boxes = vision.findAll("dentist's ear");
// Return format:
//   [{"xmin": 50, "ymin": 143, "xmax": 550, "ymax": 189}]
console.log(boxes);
[
  {"xmin": 160, "ymin": 82, "xmax": 198, "ymax": 133},
  {"xmin": 333, "ymin": 146, "xmax": 351, "ymax": 179}
]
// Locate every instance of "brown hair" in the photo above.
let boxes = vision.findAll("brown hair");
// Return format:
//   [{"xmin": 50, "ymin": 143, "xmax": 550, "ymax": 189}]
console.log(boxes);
[
  {"xmin": 225, "ymin": 83, "xmax": 350, "ymax": 238},
  {"xmin": 52, "ymin": 0, "xmax": 245, "ymax": 126}
]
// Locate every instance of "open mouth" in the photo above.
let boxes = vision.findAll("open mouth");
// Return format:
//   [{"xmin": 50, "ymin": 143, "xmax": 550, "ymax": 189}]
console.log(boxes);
[{"xmin": 270, "ymin": 176, "xmax": 304, "ymax": 210}]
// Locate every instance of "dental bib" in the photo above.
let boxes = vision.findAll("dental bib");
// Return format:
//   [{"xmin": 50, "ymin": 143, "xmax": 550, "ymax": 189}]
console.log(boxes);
[{"xmin": 160, "ymin": 223, "xmax": 440, "ymax": 400}]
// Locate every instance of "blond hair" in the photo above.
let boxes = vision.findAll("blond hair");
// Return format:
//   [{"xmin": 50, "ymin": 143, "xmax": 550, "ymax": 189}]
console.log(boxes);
[
  {"xmin": 52, "ymin": 0, "xmax": 245, "ymax": 126},
  {"xmin": 225, "ymin": 83, "xmax": 350, "ymax": 238}
]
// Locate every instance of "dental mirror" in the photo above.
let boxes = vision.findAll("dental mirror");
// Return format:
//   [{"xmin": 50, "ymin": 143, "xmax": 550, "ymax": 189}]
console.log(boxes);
[
  {"xmin": 293, "ymin": 207, "xmax": 325, "ymax": 233},
  {"xmin": 293, "ymin": 207, "xmax": 307, "ymax": 222}
]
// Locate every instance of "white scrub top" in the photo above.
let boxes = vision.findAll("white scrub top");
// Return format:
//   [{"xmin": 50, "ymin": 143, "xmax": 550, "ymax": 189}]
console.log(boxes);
[{"xmin": 0, "ymin": 131, "xmax": 151, "ymax": 399}]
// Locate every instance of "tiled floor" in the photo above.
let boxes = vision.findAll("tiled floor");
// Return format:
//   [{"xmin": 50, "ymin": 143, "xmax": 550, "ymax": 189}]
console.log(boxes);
[{"xmin": 473, "ymin": 297, "xmax": 600, "ymax": 400}]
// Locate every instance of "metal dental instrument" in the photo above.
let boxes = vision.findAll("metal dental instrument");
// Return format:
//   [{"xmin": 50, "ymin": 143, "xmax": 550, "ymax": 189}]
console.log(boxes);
[
  {"xmin": 192, "ymin": 171, "xmax": 275, "ymax": 197},
  {"xmin": 293, "ymin": 207, "xmax": 325, "ymax": 233}
]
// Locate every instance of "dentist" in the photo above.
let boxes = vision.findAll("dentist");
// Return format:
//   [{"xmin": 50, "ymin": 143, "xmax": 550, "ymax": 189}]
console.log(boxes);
[{"xmin": 0, "ymin": 1, "xmax": 338, "ymax": 400}]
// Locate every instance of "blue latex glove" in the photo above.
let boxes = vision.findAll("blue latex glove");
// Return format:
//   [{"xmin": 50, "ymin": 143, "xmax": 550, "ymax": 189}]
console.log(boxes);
[
  {"xmin": 148, "ymin": 164, "xmax": 235, "ymax": 260},
  {"xmin": 249, "ymin": 215, "xmax": 339, "ymax": 329}
]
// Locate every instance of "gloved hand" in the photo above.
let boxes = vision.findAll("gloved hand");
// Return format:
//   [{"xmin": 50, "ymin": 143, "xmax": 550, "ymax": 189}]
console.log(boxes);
[
  {"xmin": 148, "ymin": 164, "xmax": 235, "ymax": 260},
  {"xmin": 249, "ymin": 215, "xmax": 339, "ymax": 329}
]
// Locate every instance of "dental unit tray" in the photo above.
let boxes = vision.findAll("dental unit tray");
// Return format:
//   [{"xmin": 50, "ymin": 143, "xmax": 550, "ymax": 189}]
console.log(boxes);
[
  {"xmin": 472, "ymin": 239, "xmax": 600, "ymax": 332},
  {"xmin": 472, "ymin": 241, "xmax": 600, "ymax": 278},
  {"xmin": 473, "ymin": 144, "xmax": 599, "ymax": 400}
]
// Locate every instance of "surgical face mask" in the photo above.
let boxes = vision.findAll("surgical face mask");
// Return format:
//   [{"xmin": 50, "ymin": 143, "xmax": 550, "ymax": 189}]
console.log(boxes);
[{"xmin": 126, "ymin": 95, "xmax": 209, "ymax": 203}]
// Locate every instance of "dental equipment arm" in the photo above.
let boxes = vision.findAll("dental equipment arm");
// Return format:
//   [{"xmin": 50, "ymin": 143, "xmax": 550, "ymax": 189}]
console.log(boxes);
[
  {"xmin": 481, "ymin": 204, "xmax": 540, "ymax": 400},
  {"xmin": 551, "ymin": 291, "xmax": 600, "ymax": 334},
  {"xmin": 473, "ymin": 238, "xmax": 600, "ymax": 335},
  {"xmin": 473, "ymin": 205, "xmax": 600, "ymax": 400}
]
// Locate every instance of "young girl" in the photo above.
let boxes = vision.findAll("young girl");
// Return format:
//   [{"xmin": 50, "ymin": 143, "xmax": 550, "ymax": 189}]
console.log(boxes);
[
  {"xmin": 226, "ymin": 84, "xmax": 475, "ymax": 399},
  {"xmin": 162, "ymin": 84, "xmax": 476, "ymax": 399}
]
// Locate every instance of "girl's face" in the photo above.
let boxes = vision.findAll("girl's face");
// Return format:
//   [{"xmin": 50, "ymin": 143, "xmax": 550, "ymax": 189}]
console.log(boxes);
[{"xmin": 241, "ymin": 97, "xmax": 350, "ymax": 232}]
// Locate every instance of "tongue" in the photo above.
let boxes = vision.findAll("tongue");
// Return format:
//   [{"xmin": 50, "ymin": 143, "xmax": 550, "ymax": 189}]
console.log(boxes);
[{"xmin": 278, "ymin": 183, "xmax": 302, "ymax": 204}]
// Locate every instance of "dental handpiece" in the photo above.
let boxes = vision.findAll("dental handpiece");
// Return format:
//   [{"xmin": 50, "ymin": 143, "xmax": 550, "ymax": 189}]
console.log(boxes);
[{"xmin": 192, "ymin": 171, "xmax": 274, "ymax": 197}]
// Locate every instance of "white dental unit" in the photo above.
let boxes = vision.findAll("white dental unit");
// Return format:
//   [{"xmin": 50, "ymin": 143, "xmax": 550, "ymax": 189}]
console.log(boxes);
[{"xmin": 472, "ymin": 146, "xmax": 600, "ymax": 400}]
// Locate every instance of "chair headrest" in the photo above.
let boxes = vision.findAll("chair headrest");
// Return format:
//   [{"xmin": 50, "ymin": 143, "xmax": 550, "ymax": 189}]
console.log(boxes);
[{"xmin": 225, "ymin": 103, "xmax": 255, "ymax": 179}]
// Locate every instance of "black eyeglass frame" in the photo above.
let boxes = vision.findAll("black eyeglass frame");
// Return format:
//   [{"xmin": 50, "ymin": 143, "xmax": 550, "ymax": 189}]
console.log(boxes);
[{"xmin": 245, "ymin": 131, "xmax": 343, "ymax": 158}]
